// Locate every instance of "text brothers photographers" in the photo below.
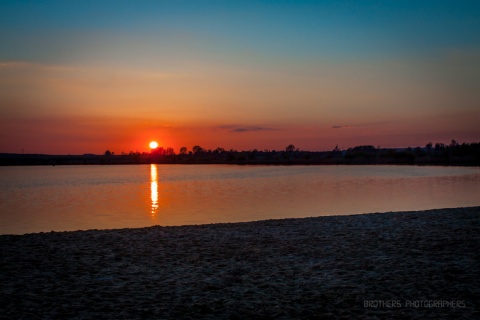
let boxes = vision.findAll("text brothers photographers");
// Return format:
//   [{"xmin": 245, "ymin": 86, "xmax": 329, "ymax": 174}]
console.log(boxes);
[{"xmin": 364, "ymin": 300, "xmax": 466, "ymax": 308}]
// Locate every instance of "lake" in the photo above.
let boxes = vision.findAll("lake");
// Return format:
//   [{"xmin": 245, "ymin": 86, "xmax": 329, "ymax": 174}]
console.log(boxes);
[{"xmin": 1, "ymin": 164, "xmax": 479, "ymax": 234}]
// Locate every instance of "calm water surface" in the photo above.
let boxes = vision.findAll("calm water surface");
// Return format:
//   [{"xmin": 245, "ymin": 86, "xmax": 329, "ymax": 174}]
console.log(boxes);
[{"xmin": 1, "ymin": 165, "xmax": 479, "ymax": 234}]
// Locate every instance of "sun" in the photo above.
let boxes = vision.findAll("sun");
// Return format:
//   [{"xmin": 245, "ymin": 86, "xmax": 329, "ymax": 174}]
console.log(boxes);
[{"xmin": 149, "ymin": 141, "xmax": 159, "ymax": 149}]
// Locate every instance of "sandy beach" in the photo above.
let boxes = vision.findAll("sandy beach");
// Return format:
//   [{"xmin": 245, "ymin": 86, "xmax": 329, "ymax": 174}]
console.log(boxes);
[{"xmin": 1, "ymin": 207, "xmax": 479, "ymax": 319}]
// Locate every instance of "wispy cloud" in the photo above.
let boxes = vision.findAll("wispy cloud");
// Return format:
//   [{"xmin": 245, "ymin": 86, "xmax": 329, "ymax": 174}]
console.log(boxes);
[
  {"xmin": 332, "ymin": 120, "xmax": 394, "ymax": 129},
  {"xmin": 0, "ymin": 60, "xmax": 79, "ymax": 71},
  {"xmin": 217, "ymin": 125, "xmax": 277, "ymax": 133},
  {"xmin": 231, "ymin": 127, "xmax": 274, "ymax": 133},
  {"xmin": 0, "ymin": 61, "xmax": 30, "ymax": 68}
]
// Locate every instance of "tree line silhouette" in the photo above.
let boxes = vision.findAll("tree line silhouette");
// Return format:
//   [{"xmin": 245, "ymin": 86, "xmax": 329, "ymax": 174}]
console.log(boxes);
[{"xmin": 2, "ymin": 140, "xmax": 479, "ymax": 166}]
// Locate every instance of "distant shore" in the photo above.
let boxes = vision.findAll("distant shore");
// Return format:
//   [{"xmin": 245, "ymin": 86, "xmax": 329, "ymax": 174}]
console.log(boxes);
[
  {"xmin": 2, "ymin": 142, "xmax": 480, "ymax": 166},
  {"xmin": 1, "ymin": 207, "xmax": 479, "ymax": 319}
]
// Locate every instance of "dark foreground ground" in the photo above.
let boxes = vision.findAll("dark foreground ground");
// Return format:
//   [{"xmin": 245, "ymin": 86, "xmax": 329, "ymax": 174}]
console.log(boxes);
[{"xmin": 1, "ymin": 207, "xmax": 479, "ymax": 319}]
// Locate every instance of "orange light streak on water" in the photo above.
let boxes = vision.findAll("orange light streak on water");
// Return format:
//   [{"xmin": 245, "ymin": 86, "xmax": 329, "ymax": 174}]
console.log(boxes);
[{"xmin": 150, "ymin": 164, "xmax": 159, "ymax": 217}]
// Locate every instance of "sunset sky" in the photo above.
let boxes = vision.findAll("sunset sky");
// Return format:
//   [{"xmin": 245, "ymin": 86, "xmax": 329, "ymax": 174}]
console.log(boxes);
[{"xmin": 1, "ymin": 0, "xmax": 479, "ymax": 154}]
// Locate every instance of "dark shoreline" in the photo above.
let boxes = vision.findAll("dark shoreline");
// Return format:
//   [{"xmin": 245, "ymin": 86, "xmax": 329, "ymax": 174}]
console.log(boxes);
[
  {"xmin": 2, "ymin": 142, "xmax": 480, "ymax": 166},
  {"xmin": 1, "ymin": 207, "xmax": 479, "ymax": 319}
]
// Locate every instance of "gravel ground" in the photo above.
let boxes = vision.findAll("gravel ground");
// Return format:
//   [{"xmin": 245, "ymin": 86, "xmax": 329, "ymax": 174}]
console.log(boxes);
[{"xmin": 1, "ymin": 207, "xmax": 479, "ymax": 319}]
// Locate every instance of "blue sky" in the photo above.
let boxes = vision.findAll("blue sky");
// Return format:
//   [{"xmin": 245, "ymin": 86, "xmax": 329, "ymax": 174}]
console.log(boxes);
[{"xmin": 2, "ymin": 1, "xmax": 479, "ymax": 63}]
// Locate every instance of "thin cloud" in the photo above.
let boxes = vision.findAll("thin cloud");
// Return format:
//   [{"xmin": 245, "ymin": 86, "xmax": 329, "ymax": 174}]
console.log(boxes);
[
  {"xmin": 0, "ymin": 60, "xmax": 78, "ymax": 71},
  {"xmin": 231, "ymin": 127, "xmax": 268, "ymax": 133},
  {"xmin": 0, "ymin": 61, "xmax": 30, "ymax": 68},
  {"xmin": 217, "ymin": 125, "xmax": 277, "ymax": 133},
  {"xmin": 332, "ymin": 120, "xmax": 393, "ymax": 129}
]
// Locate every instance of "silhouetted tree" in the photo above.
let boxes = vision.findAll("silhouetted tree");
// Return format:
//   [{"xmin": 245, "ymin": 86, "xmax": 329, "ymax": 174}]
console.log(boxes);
[
  {"xmin": 192, "ymin": 145, "xmax": 203, "ymax": 154},
  {"xmin": 152, "ymin": 147, "xmax": 164, "ymax": 155},
  {"xmin": 351, "ymin": 145, "xmax": 376, "ymax": 152},
  {"xmin": 435, "ymin": 143, "xmax": 445, "ymax": 150},
  {"xmin": 285, "ymin": 144, "xmax": 296, "ymax": 152},
  {"xmin": 104, "ymin": 150, "xmax": 112, "ymax": 156},
  {"xmin": 179, "ymin": 147, "xmax": 187, "ymax": 155},
  {"xmin": 450, "ymin": 140, "xmax": 458, "ymax": 148}
]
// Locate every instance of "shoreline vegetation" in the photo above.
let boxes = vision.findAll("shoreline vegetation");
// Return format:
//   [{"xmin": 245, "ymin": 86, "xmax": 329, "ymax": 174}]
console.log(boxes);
[
  {"xmin": 1, "ymin": 207, "xmax": 479, "ymax": 319},
  {"xmin": 1, "ymin": 141, "xmax": 480, "ymax": 166}
]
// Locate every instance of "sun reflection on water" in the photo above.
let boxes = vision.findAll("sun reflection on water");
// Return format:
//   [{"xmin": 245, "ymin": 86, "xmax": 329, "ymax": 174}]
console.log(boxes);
[{"xmin": 150, "ymin": 164, "xmax": 159, "ymax": 217}]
